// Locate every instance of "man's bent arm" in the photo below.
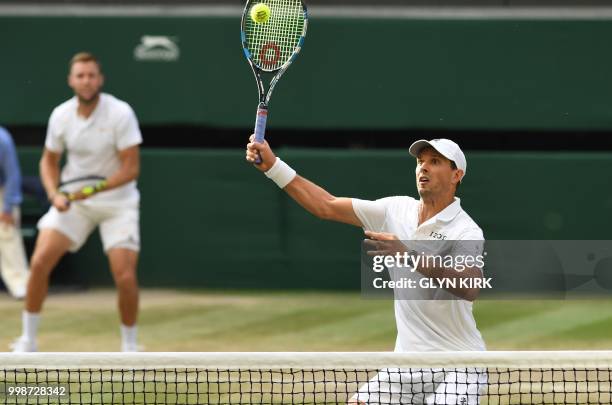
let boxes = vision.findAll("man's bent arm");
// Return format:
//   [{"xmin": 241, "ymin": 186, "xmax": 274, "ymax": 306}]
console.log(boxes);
[
  {"xmin": 40, "ymin": 148, "xmax": 62, "ymax": 201},
  {"xmin": 365, "ymin": 231, "xmax": 482, "ymax": 302},
  {"xmin": 104, "ymin": 145, "xmax": 140, "ymax": 190}
]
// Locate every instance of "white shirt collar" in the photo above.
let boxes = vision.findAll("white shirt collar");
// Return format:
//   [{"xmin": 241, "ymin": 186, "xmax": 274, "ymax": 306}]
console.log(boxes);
[
  {"xmin": 435, "ymin": 197, "xmax": 462, "ymax": 223},
  {"xmin": 415, "ymin": 197, "xmax": 462, "ymax": 229}
]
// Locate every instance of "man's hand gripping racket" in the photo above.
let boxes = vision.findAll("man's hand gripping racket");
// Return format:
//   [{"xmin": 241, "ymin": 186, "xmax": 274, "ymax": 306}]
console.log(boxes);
[{"xmin": 52, "ymin": 176, "xmax": 108, "ymax": 211}]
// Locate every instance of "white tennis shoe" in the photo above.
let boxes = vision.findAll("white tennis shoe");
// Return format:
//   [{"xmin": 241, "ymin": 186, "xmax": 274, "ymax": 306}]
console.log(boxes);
[
  {"xmin": 121, "ymin": 343, "xmax": 144, "ymax": 352},
  {"xmin": 10, "ymin": 336, "xmax": 37, "ymax": 352}
]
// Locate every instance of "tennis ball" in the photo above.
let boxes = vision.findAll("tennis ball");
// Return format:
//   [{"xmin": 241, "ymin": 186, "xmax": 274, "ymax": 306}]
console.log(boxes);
[
  {"xmin": 82, "ymin": 186, "xmax": 95, "ymax": 195},
  {"xmin": 251, "ymin": 3, "xmax": 271, "ymax": 23}
]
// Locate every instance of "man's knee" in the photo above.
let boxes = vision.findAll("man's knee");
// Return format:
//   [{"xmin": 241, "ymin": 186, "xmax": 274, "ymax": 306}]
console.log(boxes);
[
  {"xmin": 113, "ymin": 268, "xmax": 138, "ymax": 289},
  {"xmin": 30, "ymin": 249, "xmax": 60, "ymax": 276},
  {"xmin": 108, "ymin": 248, "xmax": 139, "ymax": 287},
  {"xmin": 29, "ymin": 255, "xmax": 49, "ymax": 275},
  {"xmin": 30, "ymin": 229, "xmax": 71, "ymax": 273}
]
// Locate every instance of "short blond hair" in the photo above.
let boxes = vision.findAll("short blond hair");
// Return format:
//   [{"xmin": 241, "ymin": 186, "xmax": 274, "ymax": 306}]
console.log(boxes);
[{"xmin": 69, "ymin": 52, "xmax": 102, "ymax": 73}]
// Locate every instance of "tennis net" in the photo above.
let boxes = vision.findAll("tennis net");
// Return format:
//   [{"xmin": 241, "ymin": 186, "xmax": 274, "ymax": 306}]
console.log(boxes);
[{"xmin": 0, "ymin": 351, "xmax": 610, "ymax": 404}]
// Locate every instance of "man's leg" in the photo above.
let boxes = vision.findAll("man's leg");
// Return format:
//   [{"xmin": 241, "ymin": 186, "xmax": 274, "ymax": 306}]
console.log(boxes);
[
  {"xmin": 350, "ymin": 368, "xmax": 420, "ymax": 405},
  {"xmin": 428, "ymin": 368, "xmax": 487, "ymax": 405},
  {"xmin": 12, "ymin": 229, "xmax": 71, "ymax": 351},
  {"xmin": 26, "ymin": 229, "xmax": 72, "ymax": 312},
  {"xmin": 107, "ymin": 247, "xmax": 139, "ymax": 351}
]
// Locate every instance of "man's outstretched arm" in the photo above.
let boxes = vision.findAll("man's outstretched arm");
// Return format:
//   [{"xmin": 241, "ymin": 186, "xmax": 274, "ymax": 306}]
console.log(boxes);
[{"xmin": 246, "ymin": 136, "xmax": 362, "ymax": 227}]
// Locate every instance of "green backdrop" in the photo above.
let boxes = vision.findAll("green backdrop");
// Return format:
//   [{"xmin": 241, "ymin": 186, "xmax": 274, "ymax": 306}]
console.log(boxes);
[
  {"xmin": 16, "ymin": 148, "xmax": 612, "ymax": 288},
  {"xmin": 2, "ymin": 15, "xmax": 612, "ymax": 129}
]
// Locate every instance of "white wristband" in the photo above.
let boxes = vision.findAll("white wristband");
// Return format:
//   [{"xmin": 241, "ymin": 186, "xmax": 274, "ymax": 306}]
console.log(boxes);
[{"xmin": 265, "ymin": 158, "xmax": 297, "ymax": 189}]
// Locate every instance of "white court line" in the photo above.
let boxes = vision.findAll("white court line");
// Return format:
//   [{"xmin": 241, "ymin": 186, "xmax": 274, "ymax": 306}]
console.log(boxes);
[{"xmin": 2, "ymin": 4, "xmax": 612, "ymax": 19}]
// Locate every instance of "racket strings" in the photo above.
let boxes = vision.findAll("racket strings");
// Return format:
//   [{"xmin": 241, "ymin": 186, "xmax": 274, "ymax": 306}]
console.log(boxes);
[{"xmin": 245, "ymin": 0, "xmax": 305, "ymax": 71}]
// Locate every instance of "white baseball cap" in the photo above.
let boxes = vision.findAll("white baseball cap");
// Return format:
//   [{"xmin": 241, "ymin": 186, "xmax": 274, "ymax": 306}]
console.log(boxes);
[{"xmin": 409, "ymin": 138, "xmax": 467, "ymax": 178}]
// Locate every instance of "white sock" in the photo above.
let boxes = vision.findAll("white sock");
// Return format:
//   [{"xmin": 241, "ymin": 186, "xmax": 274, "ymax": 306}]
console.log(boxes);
[
  {"xmin": 120, "ymin": 324, "xmax": 138, "ymax": 348},
  {"xmin": 22, "ymin": 311, "xmax": 40, "ymax": 342}
]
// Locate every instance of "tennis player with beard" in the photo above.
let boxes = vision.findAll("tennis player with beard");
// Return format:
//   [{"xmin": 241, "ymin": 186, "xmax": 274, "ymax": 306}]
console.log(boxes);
[
  {"xmin": 246, "ymin": 137, "xmax": 487, "ymax": 404},
  {"xmin": 11, "ymin": 52, "xmax": 143, "ymax": 352}
]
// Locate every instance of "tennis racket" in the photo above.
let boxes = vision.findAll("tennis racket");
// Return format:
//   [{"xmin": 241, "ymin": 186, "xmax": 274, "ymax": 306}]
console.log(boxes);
[
  {"xmin": 58, "ymin": 175, "xmax": 107, "ymax": 201},
  {"xmin": 241, "ymin": 0, "xmax": 308, "ymax": 163}
]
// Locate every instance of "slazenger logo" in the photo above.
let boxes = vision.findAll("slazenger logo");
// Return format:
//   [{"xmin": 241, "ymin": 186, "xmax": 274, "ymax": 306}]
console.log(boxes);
[{"xmin": 134, "ymin": 36, "xmax": 179, "ymax": 62}]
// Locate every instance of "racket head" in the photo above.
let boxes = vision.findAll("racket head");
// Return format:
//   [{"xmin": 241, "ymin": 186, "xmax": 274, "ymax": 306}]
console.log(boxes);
[
  {"xmin": 58, "ymin": 175, "xmax": 106, "ymax": 201},
  {"xmin": 241, "ymin": 0, "xmax": 308, "ymax": 73}
]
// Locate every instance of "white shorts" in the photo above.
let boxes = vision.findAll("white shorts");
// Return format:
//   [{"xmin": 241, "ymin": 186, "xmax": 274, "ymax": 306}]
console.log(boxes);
[
  {"xmin": 37, "ymin": 202, "xmax": 140, "ymax": 253},
  {"xmin": 351, "ymin": 368, "xmax": 487, "ymax": 405}
]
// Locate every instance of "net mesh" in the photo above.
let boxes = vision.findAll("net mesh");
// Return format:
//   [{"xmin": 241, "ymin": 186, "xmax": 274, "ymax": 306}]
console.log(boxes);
[
  {"xmin": 244, "ymin": 0, "xmax": 305, "ymax": 71},
  {"xmin": 0, "ymin": 352, "xmax": 611, "ymax": 404}
]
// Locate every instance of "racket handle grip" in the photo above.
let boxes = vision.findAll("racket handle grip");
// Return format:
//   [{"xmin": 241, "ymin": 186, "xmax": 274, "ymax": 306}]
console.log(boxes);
[{"xmin": 253, "ymin": 106, "xmax": 268, "ymax": 164}]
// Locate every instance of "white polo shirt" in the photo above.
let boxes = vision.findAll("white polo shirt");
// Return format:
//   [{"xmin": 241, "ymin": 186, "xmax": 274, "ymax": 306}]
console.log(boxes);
[
  {"xmin": 45, "ymin": 93, "xmax": 142, "ymax": 206},
  {"xmin": 352, "ymin": 196, "xmax": 486, "ymax": 352}
]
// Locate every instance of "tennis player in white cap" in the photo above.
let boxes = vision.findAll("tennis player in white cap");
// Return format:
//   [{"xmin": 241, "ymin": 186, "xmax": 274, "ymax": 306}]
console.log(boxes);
[{"xmin": 246, "ymin": 137, "xmax": 487, "ymax": 404}]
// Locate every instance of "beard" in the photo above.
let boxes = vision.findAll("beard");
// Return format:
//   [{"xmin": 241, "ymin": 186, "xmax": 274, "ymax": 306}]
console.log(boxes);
[{"xmin": 76, "ymin": 89, "xmax": 101, "ymax": 105}]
